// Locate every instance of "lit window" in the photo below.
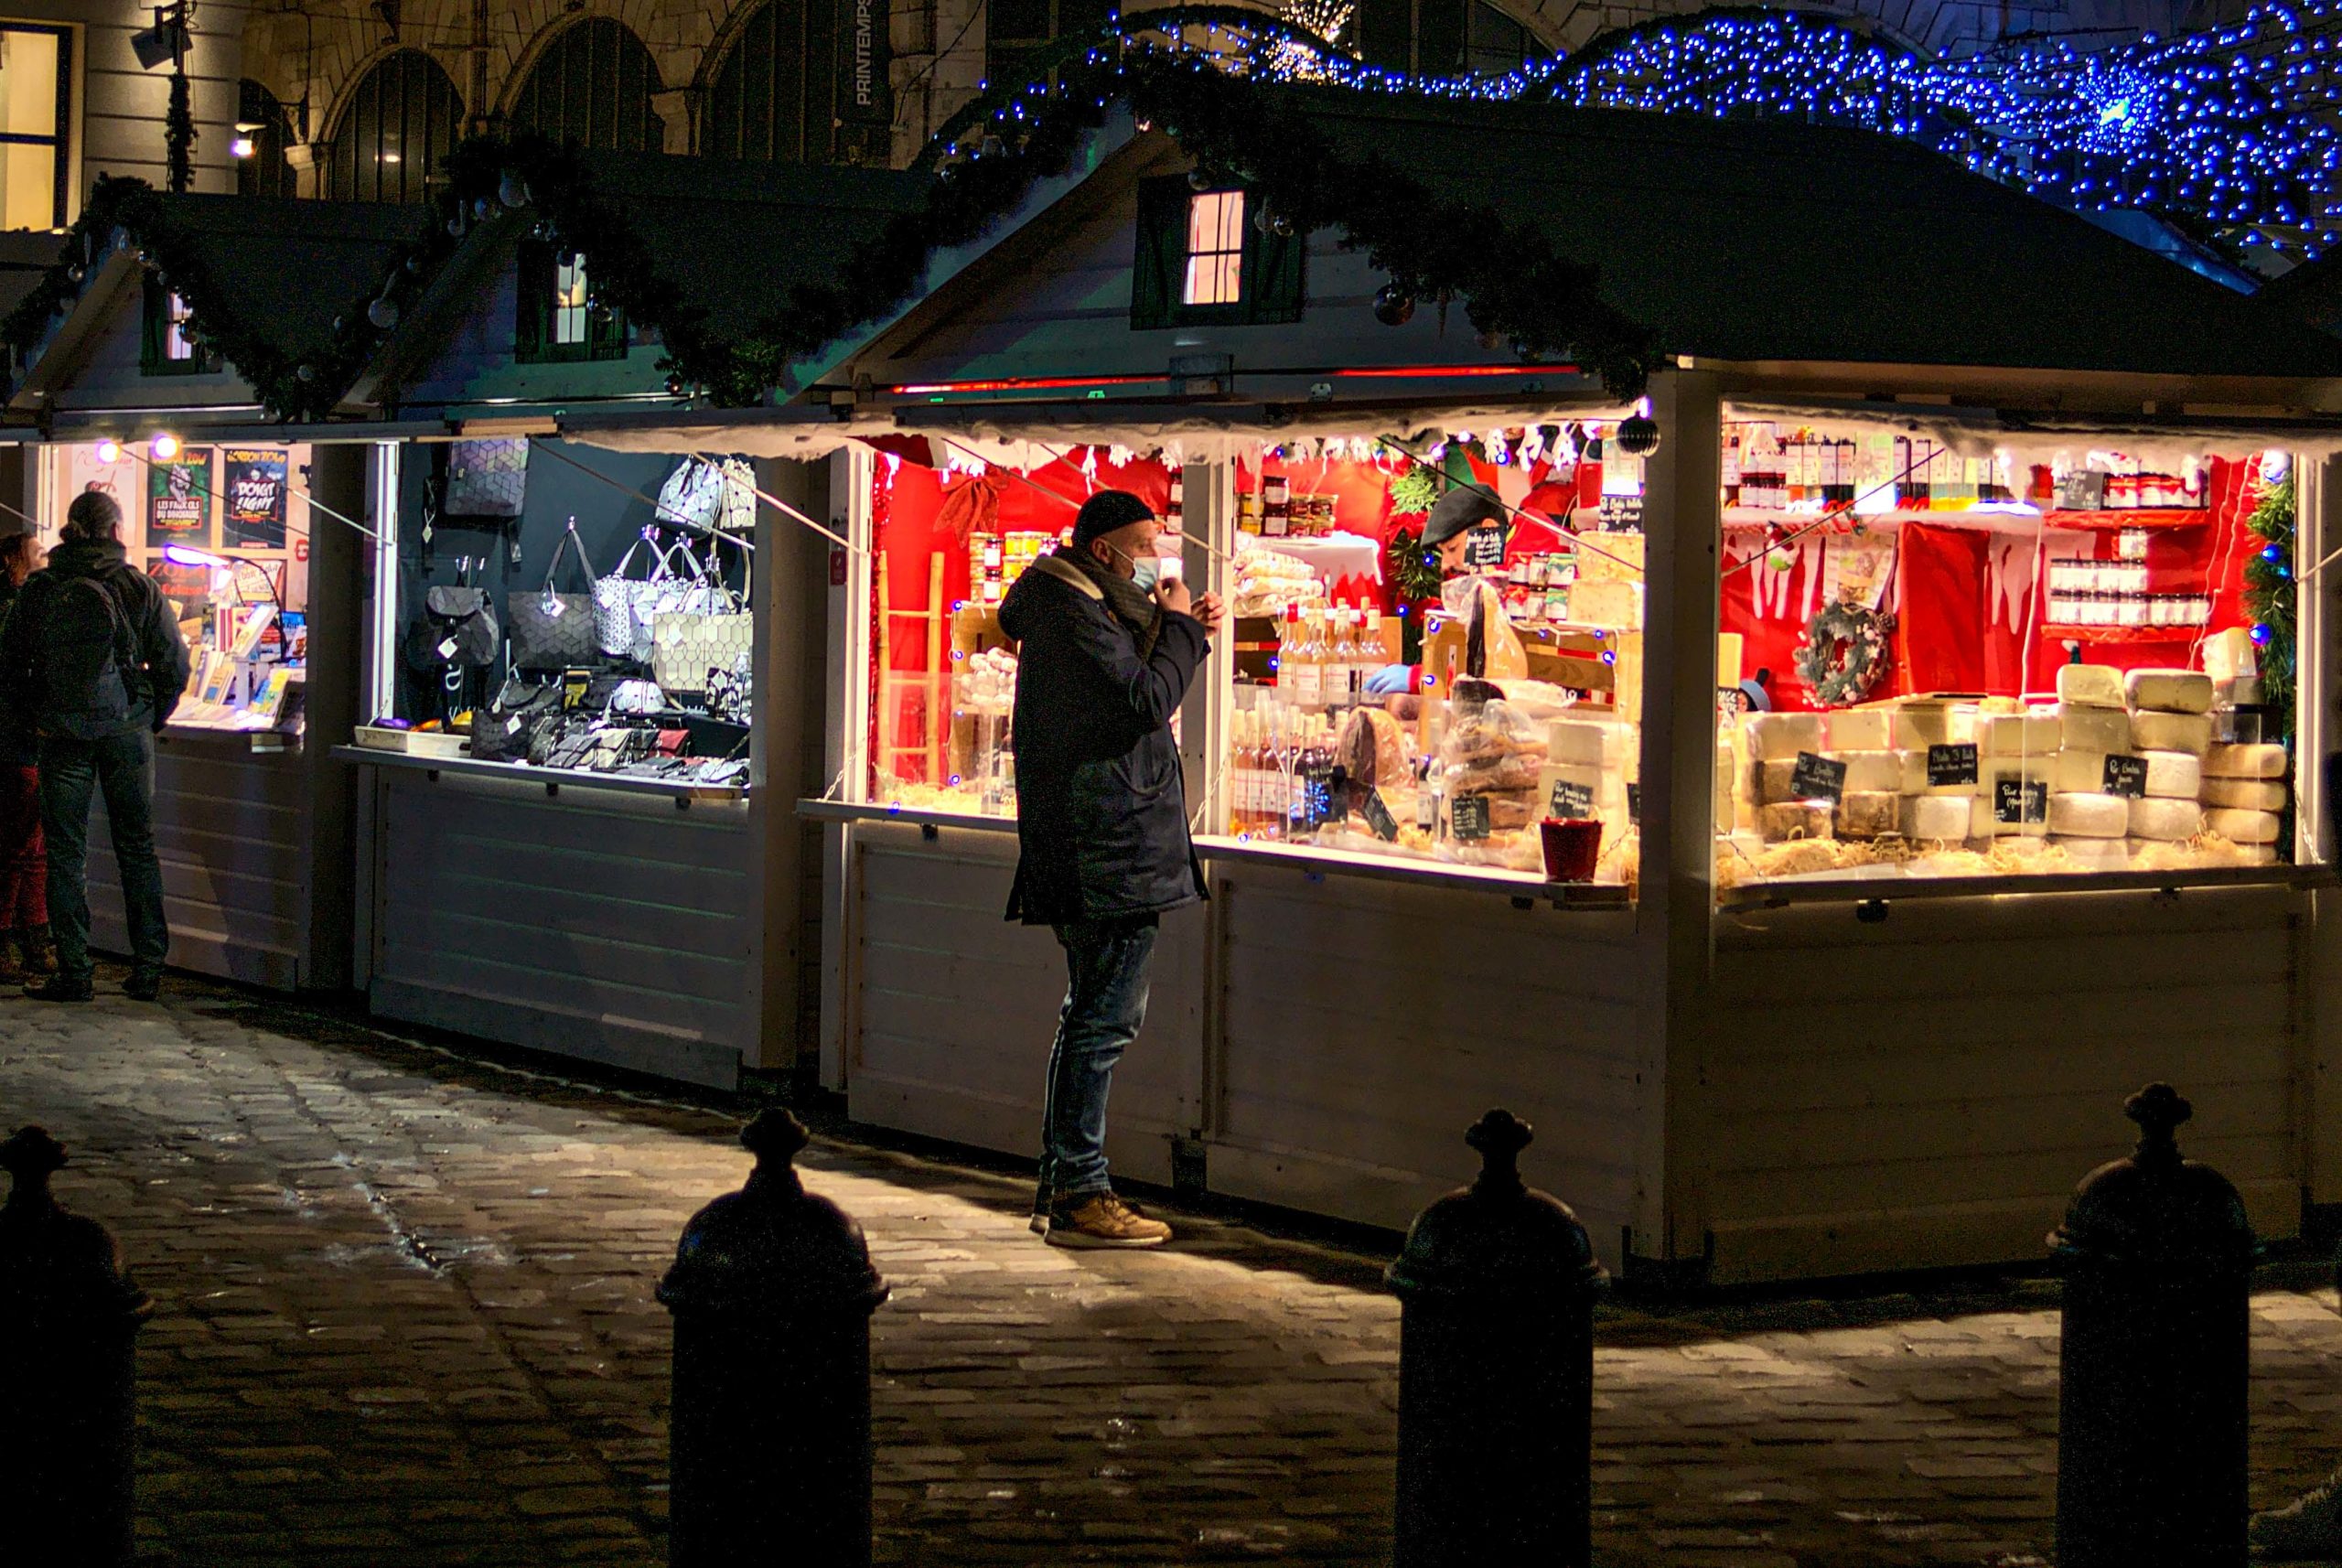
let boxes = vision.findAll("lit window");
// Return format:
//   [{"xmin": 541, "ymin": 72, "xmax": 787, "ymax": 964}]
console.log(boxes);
[
  {"xmin": 164, "ymin": 293, "xmax": 196, "ymax": 361},
  {"xmin": 1182, "ymin": 191, "xmax": 1246, "ymax": 306},
  {"xmin": 0, "ymin": 26, "xmax": 70, "ymax": 231},
  {"xmin": 553, "ymin": 255, "xmax": 589, "ymax": 346}
]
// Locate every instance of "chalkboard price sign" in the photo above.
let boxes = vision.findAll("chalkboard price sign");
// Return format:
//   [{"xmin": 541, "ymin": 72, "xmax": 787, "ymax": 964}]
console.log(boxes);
[
  {"xmin": 2101, "ymin": 754, "xmax": 2149, "ymax": 799},
  {"xmin": 1463, "ymin": 526, "xmax": 1507, "ymax": 568},
  {"xmin": 1450, "ymin": 793, "xmax": 1492, "ymax": 841},
  {"xmin": 1993, "ymin": 778, "xmax": 2049, "ymax": 825},
  {"xmin": 1627, "ymin": 781, "xmax": 1641, "ymax": 823},
  {"xmin": 1927, "ymin": 744, "xmax": 1980, "ymax": 788},
  {"xmin": 1548, "ymin": 778, "xmax": 1595, "ymax": 820},
  {"xmin": 1361, "ymin": 789, "xmax": 1401, "ymax": 842},
  {"xmin": 1789, "ymin": 750, "xmax": 1849, "ymax": 803}
]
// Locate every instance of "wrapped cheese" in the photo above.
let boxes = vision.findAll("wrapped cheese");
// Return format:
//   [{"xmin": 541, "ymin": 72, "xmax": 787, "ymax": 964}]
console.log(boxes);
[
  {"xmin": 1568, "ymin": 578, "xmax": 1644, "ymax": 629},
  {"xmin": 1746, "ymin": 712, "xmax": 1823, "ymax": 762},
  {"xmin": 1836, "ymin": 791, "xmax": 1900, "ymax": 840},
  {"xmin": 2057, "ymin": 662, "xmax": 2126, "ymax": 710},
  {"xmin": 1547, "ymin": 717, "xmax": 1630, "ymax": 769},
  {"xmin": 2058, "ymin": 704, "xmax": 2132, "ymax": 756},
  {"xmin": 2047, "ymin": 792, "xmax": 2127, "ymax": 838},
  {"xmin": 1826, "ymin": 709, "xmax": 1895, "ymax": 751},
  {"xmin": 2204, "ymin": 743, "xmax": 2288, "ymax": 779},
  {"xmin": 2203, "ymin": 777, "xmax": 2287, "ymax": 811},
  {"xmin": 2206, "ymin": 807, "xmax": 2282, "ymax": 844},
  {"xmin": 2127, "ymin": 797, "xmax": 2205, "ymax": 842},
  {"xmin": 2130, "ymin": 710, "xmax": 2212, "ymax": 756},
  {"xmin": 2125, "ymin": 668, "xmax": 2214, "ymax": 714}
]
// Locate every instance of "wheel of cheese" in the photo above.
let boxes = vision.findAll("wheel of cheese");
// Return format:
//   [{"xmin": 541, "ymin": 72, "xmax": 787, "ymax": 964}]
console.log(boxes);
[
  {"xmin": 1752, "ymin": 757, "xmax": 1802, "ymax": 805},
  {"xmin": 2051, "ymin": 836, "xmax": 2133, "ymax": 871},
  {"xmin": 1747, "ymin": 712, "xmax": 1823, "ymax": 762},
  {"xmin": 2125, "ymin": 667, "xmax": 2214, "ymax": 714},
  {"xmin": 2058, "ymin": 704, "xmax": 2132, "ymax": 756},
  {"xmin": 2047, "ymin": 792, "xmax": 2128, "ymax": 838},
  {"xmin": 2127, "ymin": 796, "xmax": 2205, "ymax": 842},
  {"xmin": 1980, "ymin": 713, "xmax": 2061, "ymax": 757},
  {"xmin": 1901, "ymin": 793, "xmax": 1971, "ymax": 842},
  {"xmin": 1838, "ymin": 751, "xmax": 1904, "ymax": 794},
  {"xmin": 2203, "ymin": 777, "xmax": 2287, "ymax": 811},
  {"xmin": 1891, "ymin": 705, "xmax": 1950, "ymax": 748},
  {"xmin": 2206, "ymin": 807, "xmax": 2282, "ymax": 844},
  {"xmin": 2057, "ymin": 662, "xmax": 2127, "ymax": 710},
  {"xmin": 2142, "ymin": 750, "xmax": 2201, "ymax": 800},
  {"xmin": 2203, "ymin": 743, "xmax": 2288, "ymax": 779},
  {"xmin": 1825, "ymin": 709, "xmax": 1895, "ymax": 751},
  {"xmin": 1836, "ymin": 790, "xmax": 1900, "ymax": 839},
  {"xmin": 2052, "ymin": 749, "xmax": 2106, "ymax": 794},
  {"xmin": 1759, "ymin": 800, "xmax": 1833, "ymax": 842},
  {"xmin": 1549, "ymin": 718, "xmax": 1628, "ymax": 768},
  {"xmin": 2130, "ymin": 710, "xmax": 2212, "ymax": 756}
]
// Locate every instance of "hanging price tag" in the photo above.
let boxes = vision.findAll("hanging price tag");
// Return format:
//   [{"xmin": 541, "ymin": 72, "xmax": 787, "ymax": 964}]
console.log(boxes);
[
  {"xmin": 2101, "ymin": 755, "xmax": 2149, "ymax": 799},
  {"xmin": 1789, "ymin": 751, "xmax": 1848, "ymax": 803},
  {"xmin": 1450, "ymin": 794, "xmax": 1492, "ymax": 841},
  {"xmin": 1927, "ymin": 744, "xmax": 1980, "ymax": 788}
]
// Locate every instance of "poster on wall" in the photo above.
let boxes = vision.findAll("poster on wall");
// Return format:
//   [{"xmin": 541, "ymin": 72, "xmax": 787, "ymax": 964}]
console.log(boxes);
[
  {"xmin": 145, "ymin": 449, "xmax": 211, "ymax": 542},
  {"xmin": 221, "ymin": 447, "xmax": 288, "ymax": 548}
]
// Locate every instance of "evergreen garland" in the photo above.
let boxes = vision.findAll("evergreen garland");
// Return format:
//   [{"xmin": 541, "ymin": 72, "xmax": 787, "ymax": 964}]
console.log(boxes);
[{"xmin": 2243, "ymin": 469, "xmax": 2296, "ymax": 744}]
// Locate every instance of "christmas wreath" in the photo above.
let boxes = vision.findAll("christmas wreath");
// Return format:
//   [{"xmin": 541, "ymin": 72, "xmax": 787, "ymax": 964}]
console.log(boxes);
[{"xmin": 1795, "ymin": 599, "xmax": 1894, "ymax": 707}]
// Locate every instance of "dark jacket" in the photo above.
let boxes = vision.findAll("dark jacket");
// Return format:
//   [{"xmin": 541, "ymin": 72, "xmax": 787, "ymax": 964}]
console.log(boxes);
[
  {"xmin": 0, "ymin": 575, "xmax": 30, "ymax": 766},
  {"xmin": 0, "ymin": 536, "xmax": 190, "ymax": 738},
  {"xmin": 999, "ymin": 554, "xmax": 1209, "ymax": 927}
]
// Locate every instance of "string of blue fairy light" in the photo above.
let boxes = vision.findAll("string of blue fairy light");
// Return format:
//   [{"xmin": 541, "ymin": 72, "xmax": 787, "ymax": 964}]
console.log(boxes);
[{"xmin": 953, "ymin": 3, "xmax": 2342, "ymax": 259}]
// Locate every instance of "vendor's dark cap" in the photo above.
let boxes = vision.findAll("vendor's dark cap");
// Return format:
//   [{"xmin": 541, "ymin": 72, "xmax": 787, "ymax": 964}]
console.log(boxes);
[
  {"xmin": 1072, "ymin": 489, "xmax": 1156, "ymax": 548},
  {"xmin": 1420, "ymin": 486, "xmax": 1505, "ymax": 546}
]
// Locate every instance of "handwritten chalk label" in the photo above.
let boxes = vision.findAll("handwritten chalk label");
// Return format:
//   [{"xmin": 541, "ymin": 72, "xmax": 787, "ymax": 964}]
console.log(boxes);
[
  {"xmin": 1927, "ymin": 744, "xmax": 1980, "ymax": 788},
  {"xmin": 1548, "ymin": 778, "xmax": 1595, "ymax": 820},
  {"xmin": 1450, "ymin": 793, "xmax": 1492, "ymax": 841},
  {"xmin": 1627, "ymin": 781, "xmax": 1641, "ymax": 823},
  {"xmin": 1993, "ymin": 778, "xmax": 2049, "ymax": 825},
  {"xmin": 2101, "ymin": 754, "xmax": 2149, "ymax": 799},
  {"xmin": 1789, "ymin": 751, "xmax": 1848, "ymax": 803},
  {"xmin": 1463, "ymin": 526, "xmax": 1507, "ymax": 568},
  {"xmin": 1361, "ymin": 789, "xmax": 1400, "ymax": 842}
]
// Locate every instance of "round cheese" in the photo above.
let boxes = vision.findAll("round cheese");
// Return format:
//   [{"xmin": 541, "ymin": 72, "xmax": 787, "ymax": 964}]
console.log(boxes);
[
  {"xmin": 1981, "ymin": 713, "xmax": 2061, "ymax": 757},
  {"xmin": 2051, "ymin": 836, "xmax": 2133, "ymax": 871},
  {"xmin": 2125, "ymin": 668, "xmax": 2214, "ymax": 714},
  {"xmin": 1548, "ymin": 718, "xmax": 1628, "ymax": 768},
  {"xmin": 1901, "ymin": 793, "xmax": 1971, "ymax": 842},
  {"xmin": 1825, "ymin": 709, "xmax": 1895, "ymax": 752},
  {"xmin": 2206, "ymin": 807, "xmax": 2282, "ymax": 844},
  {"xmin": 2204, "ymin": 743, "xmax": 2289, "ymax": 779},
  {"xmin": 2047, "ymin": 792, "xmax": 2128, "ymax": 838},
  {"xmin": 2142, "ymin": 750, "xmax": 2201, "ymax": 800},
  {"xmin": 2203, "ymin": 777, "xmax": 2287, "ymax": 811},
  {"xmin": 2052, "ymin": 750, "xmax": 2106, "ymax": 795},
  {"xmin": 2127, "ymin": 797, "xmax": 2205, "ymax": 842},
  {"xmin": 2058, "ymin": 704, "xmax": 2133, "ymax": 756},
  {"xmin": 2130, "ymin": 710, "xmax": 2212, "ymax": 756},
  {"xmin": 1759, "ymin": 800, "xmax": 1833, "ymax": 843},
  {"xmin": 1838, "ymin": 751, "xmax": 1905, "ymax": 794},
  {"xmin": 1836, "ymin": 791, "xmax": 1900, "ymax": 840},
  {"xmin": 2056, "ymin": 662, "xmax": 2127, "ymax": 710},
  {"xmin": 1746, "ymin": 712, "xmax": 1823, "ymax": 762}
]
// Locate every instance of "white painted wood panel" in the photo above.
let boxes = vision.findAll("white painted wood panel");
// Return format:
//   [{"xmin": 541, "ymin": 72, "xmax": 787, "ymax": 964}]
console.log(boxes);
[
  {"xmin": 1208, "ymin": 861, "xmax": 1647, "ymax": 1266},
  {"xmin": 1702, "ymin": 885, "xmax": 2308, "ymax": 1281},
  {"xmin": 846, "ymin": 824, "xmax": 1197, "ymax": 1189},
  {"xmin": 368, "ymin": 769, "xmax": 753, "ymax": 1089}
]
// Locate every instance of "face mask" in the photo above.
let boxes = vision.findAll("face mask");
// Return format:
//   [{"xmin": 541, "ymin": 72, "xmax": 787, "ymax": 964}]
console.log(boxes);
[{"xmin": 1105, "ymin": 541, "xmax": 1159, "ymax": 591}]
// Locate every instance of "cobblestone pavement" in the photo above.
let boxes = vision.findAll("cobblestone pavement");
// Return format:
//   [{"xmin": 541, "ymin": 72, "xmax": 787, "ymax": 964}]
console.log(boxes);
[{"xmin": 8, "ymin": 972, "xmax": 2342, "ymax": 1567}]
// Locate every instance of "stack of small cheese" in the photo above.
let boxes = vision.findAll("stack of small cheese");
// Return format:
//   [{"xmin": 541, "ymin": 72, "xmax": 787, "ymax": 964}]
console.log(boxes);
[
  {"xmin": 2038, "ymin": 664, "xmax": 2192, "ymax": 868},
  {"xmin": 2202, "ymin": 741, "xmax": 2288, "ymax": 859}
]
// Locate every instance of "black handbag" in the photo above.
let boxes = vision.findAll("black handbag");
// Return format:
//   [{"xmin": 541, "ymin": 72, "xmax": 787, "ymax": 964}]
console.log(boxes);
[
  {"xmin": 509, "ymin": 521, "xmax": 599, "ymax": 673},
  {"xmin": 405, "ymin": 583, "xmax": 499, "ymax": 674},
  {"xmin": 469, "ymin": 677, "xmax": 564, "ymax": 764}
]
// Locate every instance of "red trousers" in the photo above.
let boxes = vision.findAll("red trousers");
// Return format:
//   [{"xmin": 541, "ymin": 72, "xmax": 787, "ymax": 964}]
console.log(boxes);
[{"xmin": 0, "ymin": 763, "xmax": 45, "ymax": 929}]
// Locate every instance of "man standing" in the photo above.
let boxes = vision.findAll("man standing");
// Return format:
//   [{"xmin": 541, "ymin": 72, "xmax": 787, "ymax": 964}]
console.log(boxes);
[
  {"xmin": 997, "ymin": 489, "xmax": 1220, "ymax": 1248},
  {"xmin": 0, "ymin": 491, "xmax": 189, "ymax": 1002}
]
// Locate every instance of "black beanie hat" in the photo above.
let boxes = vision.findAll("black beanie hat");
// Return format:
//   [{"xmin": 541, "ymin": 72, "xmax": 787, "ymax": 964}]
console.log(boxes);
[
  {"xmin": 1071, "ymin": 489, "xmax": 1156, "ymax": 548},
  {"xmin": 1419, "ymin": 485, "xmax": 1506, "ymax": 547}
]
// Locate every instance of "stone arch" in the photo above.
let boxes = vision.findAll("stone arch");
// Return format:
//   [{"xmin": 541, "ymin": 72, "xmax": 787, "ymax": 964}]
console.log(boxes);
[
  {"xmin": 318, "ymin": 47, "xmax": 466, "ymax": 202},
  {"xmin": 501, "ymin": 15, "xmax": 667, "ymax": 150}
]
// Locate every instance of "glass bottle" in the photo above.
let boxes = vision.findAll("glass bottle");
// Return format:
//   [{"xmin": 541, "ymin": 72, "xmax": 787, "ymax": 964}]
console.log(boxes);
[{"xmin": 1284, "ymin": 609, "xmax": 1323, "ymax": 710}]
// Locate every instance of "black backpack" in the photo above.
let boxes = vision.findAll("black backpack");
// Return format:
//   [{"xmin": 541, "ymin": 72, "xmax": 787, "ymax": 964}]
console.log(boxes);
[{"xmin": 41, "ymin": 573, "xmax": 143, "ymax": 739}]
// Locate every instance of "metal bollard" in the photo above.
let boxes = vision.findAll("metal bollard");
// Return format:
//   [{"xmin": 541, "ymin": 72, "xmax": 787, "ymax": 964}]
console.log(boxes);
[
  {"xmin": 659, "ymin": 1109, "xmax": 888, "ymax": 1568},
  {"xmin": 0, "ymin": 1126, "xmax": 155, "ymax": 1568},
  {"xmin": 1385, "ymin": 1108, "xmax": 1607, "ymax": 1568},
  {"xmin": 2052, "ymin": 1082, "xmax": 2256, "ymax": 1568}
]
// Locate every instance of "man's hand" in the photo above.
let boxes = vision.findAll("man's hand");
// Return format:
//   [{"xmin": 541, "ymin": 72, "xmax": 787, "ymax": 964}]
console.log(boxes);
[
  {"xmin": 1155, "ymin": 577, "xmax": 1194, "ymax": 618},
  {"xmin": 1190, "ymin": 591, "xmax": 1224, "ymax": 636}
]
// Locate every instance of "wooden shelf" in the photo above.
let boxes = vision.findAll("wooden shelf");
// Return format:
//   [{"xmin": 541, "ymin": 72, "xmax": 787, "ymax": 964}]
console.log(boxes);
[
  {"xmin": 2041, "ymin": 507, "xmax": 2213, "ymax": 531},
  {"xmin": 2038, "ymin": 624, "xmax": 2205, "ymax": 643}
]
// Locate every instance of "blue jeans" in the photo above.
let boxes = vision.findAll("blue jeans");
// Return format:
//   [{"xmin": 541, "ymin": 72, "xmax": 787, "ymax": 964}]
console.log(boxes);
[
  {"xmin": 39, "ymin": 731, "xmax": 167, "ymax": 981},
  {"xmin": 1036, "ymin": 915, "xmax": 1158, "ymax": 1209}
]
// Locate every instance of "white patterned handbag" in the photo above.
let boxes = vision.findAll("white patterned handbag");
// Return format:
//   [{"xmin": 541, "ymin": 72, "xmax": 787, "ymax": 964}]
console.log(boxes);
[
  {"xmin": 650, "ymin": 552, "xmax": 751, "ymax": 696},
  {"xmin": 594, "ymin": 534, "xmax": 657, "ymax": 657}
]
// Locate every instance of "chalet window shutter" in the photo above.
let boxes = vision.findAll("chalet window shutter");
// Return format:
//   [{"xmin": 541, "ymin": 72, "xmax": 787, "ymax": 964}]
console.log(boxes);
[
  {"xmin": 1129, "ymin": 177, "xmax": 1187, "ymax": 330},
  {"xmin": 1241, "ymin": 222, "xmax": 1306, "ymax": 327},
  {"xmin": 514, "ymin": 241, "xmax": 551, "ymax": 361},
  {"xmin": 588, "ymin": 299, "xmax": 628, "ymax": 361}
]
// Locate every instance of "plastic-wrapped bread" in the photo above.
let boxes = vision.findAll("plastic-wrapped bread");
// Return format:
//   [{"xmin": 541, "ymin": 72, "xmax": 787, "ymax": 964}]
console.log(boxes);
[
  {"xmin": 2057, "ymin": 704, "xmax": 2132, "ymax": 756},
  {"xmin": 2205, "ymin": 807, "xmax": 2281, "ymax": 844},
  {"xmin": 1826, "ymin": 709, "xmax": 1894, "ymax": 751},
  {"xmin": 1746, "ymin": 712, "xmax": 1823, "ymax": 762},
  {"xmin": 2203, "ymin": 777, "xmax": 2287, "ymax": 811},
  {"xmin": 2124, "ymin": 668, "xmax": 2214, "ymax": 714},
  {"xmin": 2203, "ymin": 743, "xmax": 2288, "ymax": 779},
  {"xmin": 1836, "ymin": 791, "xmax": 1900, "ymax": 840},
  {"xmin": 2127, "ymin": 797, "xmax": 2205, "ymax": 842},
  {"xmin": 2047, "ymin": 792, "xmax": 2127, "ymax": 838},
  {"xmin": 2130, "ymin": 710, "xmax": 2212, "ymax": 756},
  {"xmin": 2057, "ymin": 663, "xmax": 2126, "ymax": 709}
]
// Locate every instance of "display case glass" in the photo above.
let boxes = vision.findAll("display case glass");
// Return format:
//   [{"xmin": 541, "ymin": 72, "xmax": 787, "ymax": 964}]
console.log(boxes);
[
  {"xmin": 48, "ymin": 437, "xmax": 314, "ymax": 734},
  {"xmin": 1712, "ymin": 413, "xmax": 2303, "ymax": 891}
]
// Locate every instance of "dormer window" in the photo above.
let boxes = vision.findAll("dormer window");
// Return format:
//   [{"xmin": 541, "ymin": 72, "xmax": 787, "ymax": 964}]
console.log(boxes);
[
  {"xmin": 515, "ymin": 241, "xmax": 627, "ymax": 363},
  {"xmin": 140, "ymin": 277, "xmax": 207, "ymax": 375},
  {"xmin": 1131, "ymin": 176, "xmax": 1305, "ymax": 330}
]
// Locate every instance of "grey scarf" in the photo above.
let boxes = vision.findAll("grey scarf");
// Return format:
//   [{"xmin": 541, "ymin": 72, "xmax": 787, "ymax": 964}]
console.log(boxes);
[{"xmin": 1062, "ymin": 551, "xmax": 1165, "ymax": 660}]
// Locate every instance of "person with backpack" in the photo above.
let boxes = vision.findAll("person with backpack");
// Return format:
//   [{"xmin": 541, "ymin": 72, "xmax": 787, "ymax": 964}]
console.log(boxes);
[
  {"xmin": 0, "ymin": 490, "xmax": 190, "ymax": 1002},
  {"xmin": 0, "ymin": 521, "xmax": 55, "ymax": 983}
]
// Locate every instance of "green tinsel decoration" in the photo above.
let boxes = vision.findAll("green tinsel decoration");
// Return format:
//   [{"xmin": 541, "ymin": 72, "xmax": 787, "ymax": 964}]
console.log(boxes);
[
  {"xmin": 1388, "ymin": 463, "xmax": 1439, "ymax": 516},
  {"xmin": 1385, "ymin": 523, "xmax": 1443, "ymax": 663},
  {"xmin": 2243, "ymin": 469, "xmax": 2296, "ymax": 745}
]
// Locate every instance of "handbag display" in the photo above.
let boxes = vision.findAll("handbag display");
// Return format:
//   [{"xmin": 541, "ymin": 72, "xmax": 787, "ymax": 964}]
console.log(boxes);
[
  {"xmin": 509, "ymin": 520, "xmax": 601, "ymax": 673},
  {"xmin": 443, "ymin": 438, "xmax": 530, "ymax": 517},
  {"xmin": 593, "ymin": 533, "xmax": 661, "ymax": 658},
  {"xmin": 650, "ymin": 575, "xmax": 753, "ymax": 697},
  {"xmin": 655, "ymin": 457, "xmax": 725, "ymax": 532},
  {"xmin": 405, "ymin": 583, "xmax": 499, "ymax": 673},
  {"xmin": 470, "ymin": 677, "xmax": 564, "ymax": 764}
]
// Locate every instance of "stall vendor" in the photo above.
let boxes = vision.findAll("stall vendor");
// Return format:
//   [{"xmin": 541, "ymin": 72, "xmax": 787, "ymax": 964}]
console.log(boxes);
[{"xmin": 1368, "ymin": 486, "xmax": 1569, "ymax": 693}]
